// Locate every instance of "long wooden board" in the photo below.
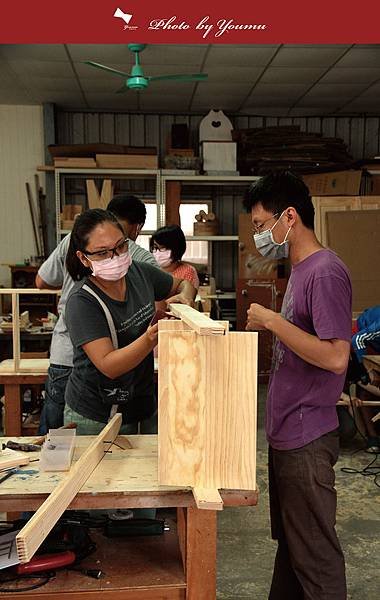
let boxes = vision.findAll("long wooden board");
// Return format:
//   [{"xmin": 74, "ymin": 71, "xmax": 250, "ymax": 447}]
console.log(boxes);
[
  {"xmin": 158, "ymin": 330, "xmax": 257, "ymax": 492},
  {"xmin": 168, "ymin": 304, "xmax": 228, "ymax": 336},
  {"xmin": 0, "ymin": 358, "xmax": 49, "ymax": 374},
  {"xmin": 16, "ymin": 413, "xmax": 122, "ymax": 563}
]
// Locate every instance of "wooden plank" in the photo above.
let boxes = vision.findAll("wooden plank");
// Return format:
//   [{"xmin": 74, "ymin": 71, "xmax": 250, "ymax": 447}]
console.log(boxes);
[
  {"xmin": 167, "ymin": 304, "xmax": 227, "ymax": 336},
  {"xmin": 16, "ymin": 414, "xmax": 122, "ymax": 563},
  {"xmin": 0, "ymin": 449, "xmax": 30, "ymax": 470},
  {"xmin": 86, "ymin": 179, "xmax": 101, "ymax": 209},
  {"xmin": 192, "ymin": 488, "xmax": 223, "ymax": 511},
  {"xmin": 338, "ymin": 392, "xmax": 380, "ymax": 407},
  {"xmin": 25, "ymin": 182, "xmax": 41, "ymax": 256},
  {"xmin": 0, "ymin": 358, "xmax": 49, "ymax": 374},
  {"xmin": 177, "ymin": 507, "xmax": 187, "ymax": 573},
  {"xmin": 3, "ymin": 384, "xmax": 22, "ymax": 436},
  {"xmin": 100, "ymin": 179, "xmax": 114, "ymax": 209},
  {"xmin": 12, "ymin": 293, "xmax": 20, "ymax": 372},
  {"xmin": 166, "ymin": 181, "xmax": 181, "ymax": 226},
  {"xmin": 158, "ymin": 331, "xmax": 257, "ymax": 492},
  {"xmin": 186, "ymin": 507, "xmax": 217, "ymax": 600},
  {"xmin": 0, "ymin": 288, "xmax": 61, "ymax": 294}
]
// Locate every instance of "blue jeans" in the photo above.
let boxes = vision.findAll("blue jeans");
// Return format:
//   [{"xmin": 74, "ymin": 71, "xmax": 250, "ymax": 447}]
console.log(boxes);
[{"xmin": 38, "ymin": 365, "xmax": 72, "ymax": 435}]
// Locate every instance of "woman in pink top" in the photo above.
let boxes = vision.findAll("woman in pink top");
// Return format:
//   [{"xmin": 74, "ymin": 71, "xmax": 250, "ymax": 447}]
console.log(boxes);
[{"xmin": 150, "ymin": 225, "xmax": 200, "ymax": 289}]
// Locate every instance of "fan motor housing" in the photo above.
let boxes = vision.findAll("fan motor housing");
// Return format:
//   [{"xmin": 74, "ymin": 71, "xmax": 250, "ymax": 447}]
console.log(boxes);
[{"xmin": 128, "ymin": 76, "xmax": 149, "ymax": 90}]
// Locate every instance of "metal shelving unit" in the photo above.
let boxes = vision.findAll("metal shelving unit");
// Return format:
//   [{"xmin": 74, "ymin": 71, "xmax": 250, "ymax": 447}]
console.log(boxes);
[{"xmin": 55, "ymin": 168, "xmax": 161, "ymax": 244}]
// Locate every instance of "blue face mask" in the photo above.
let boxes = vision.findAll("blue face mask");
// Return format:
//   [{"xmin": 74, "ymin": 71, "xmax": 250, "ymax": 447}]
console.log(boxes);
[{"xmin": 253, "ymin": 212, "xmax": 291, "ymax": 260}]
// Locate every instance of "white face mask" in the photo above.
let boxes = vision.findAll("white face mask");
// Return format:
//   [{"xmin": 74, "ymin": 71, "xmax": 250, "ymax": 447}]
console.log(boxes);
[
  {"xmin": 253, "ymin": 212, "xmax": 291, "ymax": 260},
  {"xmin": 153, "ymin": 248, "xmax": 172, "ymax": 268},
  {"xmin": 89, "ymin": 251, "xmax": 132, "ymax": 281}
]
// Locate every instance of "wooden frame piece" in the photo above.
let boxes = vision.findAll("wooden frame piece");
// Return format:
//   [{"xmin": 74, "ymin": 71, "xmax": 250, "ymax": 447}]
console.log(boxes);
[
  {"xmin": 168, "ymin": 303, "xmax": 228, "ymax": 336},
  {"xmin": 193, "ymin": 488, "xmax": 223, "ymax": 511},
  {"xmin": 16, "ymin": 413, "xmax": 122, "ymax": 563},
  {"xmin": 0, "ymin": 288, "xmax": 61, "ymax": 374}
]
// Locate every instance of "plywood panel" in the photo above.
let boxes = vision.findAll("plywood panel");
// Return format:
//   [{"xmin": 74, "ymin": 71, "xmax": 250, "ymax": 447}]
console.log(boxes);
[
  {"xmin": 312, "ymin": 196, "xmax": 361, "ymax": 246},
  {"xmin": 158, "ymin": 330, "xmax": 257, "ymax": 490},
  {"xmin": 326, "ymin": 210, "xmax": 380, "ymax": 312}
]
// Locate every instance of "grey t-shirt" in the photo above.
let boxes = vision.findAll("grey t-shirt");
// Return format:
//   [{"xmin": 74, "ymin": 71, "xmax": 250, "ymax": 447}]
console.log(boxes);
[
  {"xmin": 65, "ymin": 262, "xmax": 173, "ymax": 424},
  {"xmin": 38, "ymin": 234, "xmax": 158, "ymax": 367}
]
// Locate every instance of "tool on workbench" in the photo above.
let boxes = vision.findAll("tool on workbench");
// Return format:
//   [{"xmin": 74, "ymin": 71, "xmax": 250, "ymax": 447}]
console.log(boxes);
[
  {"xmin": 2, "ymin": 422, "xmax": 77, "ymax": 453},
  {"xmin": 0, "ymin": 468, "xmax": 18, "ymax": 485},
  {"xmin": 2, "ymin": 441, "xmax": 41, "ymax": 452}
]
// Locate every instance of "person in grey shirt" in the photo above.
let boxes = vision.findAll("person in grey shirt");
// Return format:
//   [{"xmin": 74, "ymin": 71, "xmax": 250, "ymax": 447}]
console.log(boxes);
[{"xmin": 36, "ymin": 195, "xmax": 157, "ymax": 433}]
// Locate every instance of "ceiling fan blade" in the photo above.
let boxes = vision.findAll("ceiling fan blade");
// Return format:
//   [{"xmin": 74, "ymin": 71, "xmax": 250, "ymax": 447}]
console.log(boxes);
[
  {"xmin": 148, "ymin": 73, "xmax": 208, "ymax": 82},
  {"xmin": 84, "ymin": 61, "xmax": 131, "ymax": 78}
]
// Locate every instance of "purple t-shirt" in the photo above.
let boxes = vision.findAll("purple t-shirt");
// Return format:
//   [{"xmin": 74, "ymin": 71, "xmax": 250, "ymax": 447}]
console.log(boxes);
[{"xmin": 267, "ymin": 249, "xmax": 352, "ymax": 450}]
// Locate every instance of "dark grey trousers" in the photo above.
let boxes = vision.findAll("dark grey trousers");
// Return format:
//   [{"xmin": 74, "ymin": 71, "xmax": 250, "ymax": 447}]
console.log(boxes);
[{"xmin": 268, "ymin": 430, "xmax": 347, "ymax": 600}]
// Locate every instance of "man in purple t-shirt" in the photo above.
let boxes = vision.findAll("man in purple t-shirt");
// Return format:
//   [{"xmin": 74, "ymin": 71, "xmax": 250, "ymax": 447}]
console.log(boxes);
[{"xmin": 243, "ymin": 172, "xmax": 352, "ymax": 600}]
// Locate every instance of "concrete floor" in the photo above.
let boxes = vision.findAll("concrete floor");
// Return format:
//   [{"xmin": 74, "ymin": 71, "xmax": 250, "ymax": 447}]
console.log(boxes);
[{"xmin": 217, "ymin": 385, "xmax": 380, "ymax": 600}]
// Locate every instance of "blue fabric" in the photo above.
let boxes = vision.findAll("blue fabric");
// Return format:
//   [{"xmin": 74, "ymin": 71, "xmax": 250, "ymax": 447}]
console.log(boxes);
[{"xmin": 352, "ymin": 305, "xmax": 380, "ymax": 361}]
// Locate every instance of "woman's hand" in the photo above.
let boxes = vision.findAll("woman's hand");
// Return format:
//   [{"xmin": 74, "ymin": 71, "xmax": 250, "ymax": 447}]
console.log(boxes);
[{"xmin": 145, "ymin": 322, "xmax": 159, "ymax": 347}]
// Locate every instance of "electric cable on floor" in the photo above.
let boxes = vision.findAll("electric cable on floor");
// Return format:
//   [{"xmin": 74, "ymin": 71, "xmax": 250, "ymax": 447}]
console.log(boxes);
[{"xmin": 340, "ymin": 389, "xmax": 380, "ymax": 488}]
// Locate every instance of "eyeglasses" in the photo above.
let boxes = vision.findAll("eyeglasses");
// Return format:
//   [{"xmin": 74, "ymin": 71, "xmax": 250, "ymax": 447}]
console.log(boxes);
[
  {"xmin": 152, "ymin": 245, "xmax": 168, "ymax": 252},
  {"xmin": 84, "ymin": 237, "xmax": 129, "ymax": 261},
  {"xmin": 252, "ymin": 213, "xmax": 279, "ymax": 235}
]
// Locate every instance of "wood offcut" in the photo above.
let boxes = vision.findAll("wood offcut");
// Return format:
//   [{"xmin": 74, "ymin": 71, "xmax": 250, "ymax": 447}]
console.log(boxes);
[{"xmin": 16, "ymin": 413, "xmax": 122, "ymax": 563}]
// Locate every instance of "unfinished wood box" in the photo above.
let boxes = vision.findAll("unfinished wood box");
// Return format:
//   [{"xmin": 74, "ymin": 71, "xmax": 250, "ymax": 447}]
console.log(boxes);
[
  {"xmin": 54, "ymin": 157, "xmax": 96, "ymax": 168},
  {"xmin": 96, "ymin": 154, "xmax": 158, "ymax": 169},
  {"xmin": 158, "ymin": 306, "xmax": 258, "ymax": 509}
]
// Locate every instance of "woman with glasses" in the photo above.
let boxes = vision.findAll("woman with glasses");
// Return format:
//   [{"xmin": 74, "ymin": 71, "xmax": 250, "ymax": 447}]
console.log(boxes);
[
  {"xmin": 150, "ymin": 225, "xmax": 200, "ymax": 289},
  {"xmin": 63, "ymin": 208, "xmax": 195, "ymax": 434}
]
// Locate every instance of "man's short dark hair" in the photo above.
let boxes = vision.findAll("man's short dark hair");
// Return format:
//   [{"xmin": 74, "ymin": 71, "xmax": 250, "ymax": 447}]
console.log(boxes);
[
  {"xmin": 107, "ymin": 194, "xmax": 146, "ymax": 225},
  {"xmin": 243, "ymin": 171, "xmax": 315, "ymax": 230},
  {"xmin": 150, "ymin": 225, "xmax": 186, "ymax": 262}
]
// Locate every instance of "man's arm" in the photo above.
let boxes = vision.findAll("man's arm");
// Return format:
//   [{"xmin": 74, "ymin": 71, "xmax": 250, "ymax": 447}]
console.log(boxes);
[
  {"xmin": 165, "ymin": 277, "xmax": 196, "ymax": 307},
  {"xmin": 35, "ymin": 235, "xmax": 70, "ymax": 290},
  {"xmin": 246, "ymin": 303, "xmax": 350, "ymax": 375},
  {"xmin": 35, "ymin": 274, "xmax": 61, "ymax": 290}
]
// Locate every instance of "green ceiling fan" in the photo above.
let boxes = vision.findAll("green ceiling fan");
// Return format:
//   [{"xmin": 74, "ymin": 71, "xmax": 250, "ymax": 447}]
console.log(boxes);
[{"xmin": 84, "ymin": 44, "xmax": 208, "ymax": 92}]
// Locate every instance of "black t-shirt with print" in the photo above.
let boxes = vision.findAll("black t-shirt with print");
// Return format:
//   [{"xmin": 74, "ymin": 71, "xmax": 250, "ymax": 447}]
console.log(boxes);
[{"xmin": 65, "ymin": 261, "xmax": 173, "ymax": 424}]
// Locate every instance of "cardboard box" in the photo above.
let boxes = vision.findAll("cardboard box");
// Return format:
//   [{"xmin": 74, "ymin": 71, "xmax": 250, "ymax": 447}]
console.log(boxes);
[
  {"xmin": 96, "ymin": 154, "xmax": 158, "ymax": 169},
  {"xmin": 54, "ymin": 157, "xmax": 96, "ymax": 168},
  {"xmin": 303, "ymin": 170, "xmax": 362, "ymax": 196},
  {"xmin": 201, "ymin": 141, "xmax": 237, "ymax": 172}
]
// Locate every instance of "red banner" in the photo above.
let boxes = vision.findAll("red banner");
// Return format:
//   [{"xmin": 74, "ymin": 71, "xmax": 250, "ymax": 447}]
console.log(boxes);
[{"xmin": 1, "ymin": 0, "xmax": 380, "ymax": 43}]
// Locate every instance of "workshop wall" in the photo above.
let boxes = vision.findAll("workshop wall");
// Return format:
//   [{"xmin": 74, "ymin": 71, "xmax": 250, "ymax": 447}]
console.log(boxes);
[
  {"xmin": 56, "ymin": 111, "xmax": 380, "ymax": 291},
  {"xmin": 0, "ymin": 105, "xmax": 45, "ymax": 287},
  {"xmin": 56, "ymin": 112, "xmax": 380, "ymax": 161}
]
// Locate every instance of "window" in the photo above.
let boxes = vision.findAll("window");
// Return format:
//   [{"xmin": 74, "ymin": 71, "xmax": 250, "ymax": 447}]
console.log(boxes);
[{"xmin": 138, "ymin": 202, "xmax": 209, "ymax": 266}]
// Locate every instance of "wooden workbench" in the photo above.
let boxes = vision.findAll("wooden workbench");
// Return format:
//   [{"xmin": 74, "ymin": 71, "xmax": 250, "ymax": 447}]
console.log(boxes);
[
  {"xmin": 0, "ymin": 359, "xmax": 49, "ymax": 436},
  {"xmin": 0, "ymin": 434, "xmax": 258, "ymax": 599}
]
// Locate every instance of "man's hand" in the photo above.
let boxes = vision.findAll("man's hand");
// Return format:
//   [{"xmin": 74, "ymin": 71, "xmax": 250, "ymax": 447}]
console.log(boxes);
[
  {"xmin": 246, "ymin": 303, "xmax": 276, "ymax": 331},
  {"xmin": 166, "ymin": 293, "xmax": 194, "ymax": 308}
]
